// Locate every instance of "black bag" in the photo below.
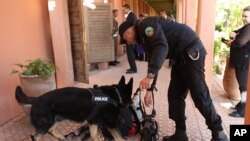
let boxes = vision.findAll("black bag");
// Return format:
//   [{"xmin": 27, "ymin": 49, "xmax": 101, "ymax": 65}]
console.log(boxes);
[{"xmin": 140, "ymin": 116, "xmax": 159, "ymax": 141}]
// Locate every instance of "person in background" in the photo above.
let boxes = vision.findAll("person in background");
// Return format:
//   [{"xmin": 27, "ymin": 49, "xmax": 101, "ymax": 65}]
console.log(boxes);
[
  {"xmin": 109, "ymin": 9, "xmax": 120, "ymax": 66},
  {"xmin": 170, "ymin": 13, "xmax": 176, "ymax": 22},
  {"xmin": 159, "ymin": 9, "xmax": 175, "ymax": 68},
  {"xmin": 121, "ymin": 4, "xmax": 137, "ymax": 74},
  {"xmin": 139, "ymin": 13, "xmax": 148, "ymax": 20},
  {"xmin": 135, "ymin": 13, "xmax": 149, "ymax": 61},
  {"xmin": 119, "ymin": 16, "xmax": 228, "ymax": 141},
  {"xmin": 159, "ymin": 9, "xmax": 169, "ymax": 20},
  {"xmin": 224, "ymin": 6, "xmax": 250, "ymax": 118}
]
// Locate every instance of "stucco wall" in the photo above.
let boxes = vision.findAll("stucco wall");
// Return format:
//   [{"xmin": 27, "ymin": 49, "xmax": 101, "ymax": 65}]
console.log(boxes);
[{"xmin": 0, "ymin": 0, "xmax": 53, "ymax": 125}]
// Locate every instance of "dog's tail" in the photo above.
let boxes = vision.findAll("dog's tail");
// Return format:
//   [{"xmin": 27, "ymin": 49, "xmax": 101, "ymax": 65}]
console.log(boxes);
[{"xmin": 15, "ymin": 85, "xmax": 35, "ymax": 105}]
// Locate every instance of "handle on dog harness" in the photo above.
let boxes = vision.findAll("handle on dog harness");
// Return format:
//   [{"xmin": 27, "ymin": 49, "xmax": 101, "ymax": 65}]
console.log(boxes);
[
  {"xmin": 135, "ymin": 87, "xmax": 159, "ymax": 141},
  {"xmin": 138, "ymin": 87, "xmax": 157, "ymax": 118},
  {"xmin": 144, "ymin": 73, "xmax": 158, "ymax": 117}
]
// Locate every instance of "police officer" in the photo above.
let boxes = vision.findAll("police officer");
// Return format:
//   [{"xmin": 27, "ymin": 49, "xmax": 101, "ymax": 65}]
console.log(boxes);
[
  {"xmin": 224, "ymin": 6, "xmax": 250, "ymax": 118},
  {"xmin": 119, "ymin": 17, "xmax": 229, "ymax": 141}
]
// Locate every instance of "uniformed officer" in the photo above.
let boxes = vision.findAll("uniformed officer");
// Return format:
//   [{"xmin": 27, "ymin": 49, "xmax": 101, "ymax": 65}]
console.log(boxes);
[{"xmin": 119, "ymin": 17, "xmax": 229, "ymax": 141}]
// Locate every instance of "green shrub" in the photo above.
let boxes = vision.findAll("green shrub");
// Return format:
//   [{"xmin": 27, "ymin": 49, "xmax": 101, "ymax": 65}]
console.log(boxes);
[
  {"xmin": 11, "ymin": 58, "xmax": 57, "ymax": 79},
  {"xmin": 213, "ymin": 0, "xmax": 249, "ymax": 75}
]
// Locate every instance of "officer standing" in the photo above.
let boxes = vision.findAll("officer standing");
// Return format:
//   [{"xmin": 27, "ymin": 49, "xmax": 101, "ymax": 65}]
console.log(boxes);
[
  {"xmin": 121, "ymin": 4, "xmax": 138, "ymax": 74},
  {"xmin": 119, "ymin": 17, "xmax": 229, "ymax": 141}
]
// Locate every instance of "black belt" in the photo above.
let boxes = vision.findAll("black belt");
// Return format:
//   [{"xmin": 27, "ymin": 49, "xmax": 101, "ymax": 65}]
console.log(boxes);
[{"xmin": 172, "ymin": 40, "xmax": 207, "ymax": 65}]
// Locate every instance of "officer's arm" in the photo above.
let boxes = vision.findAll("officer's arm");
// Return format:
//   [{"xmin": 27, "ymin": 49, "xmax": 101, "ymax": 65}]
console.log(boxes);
[{"xmin": 147, "ymin": 23, "xmax": 169, "ymax": 75}]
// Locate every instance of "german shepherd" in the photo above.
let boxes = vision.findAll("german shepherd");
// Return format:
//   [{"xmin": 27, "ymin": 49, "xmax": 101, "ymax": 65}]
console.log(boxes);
[{"xmin": 15, "ymin": 76, "xmax": 133, "ymax": 141}]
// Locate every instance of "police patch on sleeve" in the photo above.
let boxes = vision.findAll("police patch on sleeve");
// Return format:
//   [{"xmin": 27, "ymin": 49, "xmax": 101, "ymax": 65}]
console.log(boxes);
[{"xmin": 145, "ymin": 27, "xmax": 154, "ymax": 37}]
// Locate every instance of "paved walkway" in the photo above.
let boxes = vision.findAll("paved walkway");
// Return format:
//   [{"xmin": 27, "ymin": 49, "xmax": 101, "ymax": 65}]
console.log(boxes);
[{"xmin": 0, "ymin": 55, "xmax": 244, "ymax": 141}]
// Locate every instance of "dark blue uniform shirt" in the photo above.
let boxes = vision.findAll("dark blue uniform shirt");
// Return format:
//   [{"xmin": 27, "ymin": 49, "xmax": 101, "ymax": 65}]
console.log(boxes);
[{"xmin": 135, "ymin": 16, "xmax": 200, "ymax": 74}]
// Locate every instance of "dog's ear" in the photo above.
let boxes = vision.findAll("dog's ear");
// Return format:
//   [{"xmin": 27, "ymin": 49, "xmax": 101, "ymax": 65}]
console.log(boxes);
[
  {"xmin": 127, "ymin": 77, "xmax": 133, "ymax": 87},
  {"xmin": 118, "ymin": 75, "xmax": 126, "ymax": 85}
]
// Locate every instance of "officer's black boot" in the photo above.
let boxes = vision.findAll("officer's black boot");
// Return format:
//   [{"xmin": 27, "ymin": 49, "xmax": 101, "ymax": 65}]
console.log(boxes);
[
  {"xmin": 211, "ymin": 130, "xmax": 229, "ymax": 141},
  {"xmin": 162, "ymin": 130, "xmax": 188, "ymax": 141}
]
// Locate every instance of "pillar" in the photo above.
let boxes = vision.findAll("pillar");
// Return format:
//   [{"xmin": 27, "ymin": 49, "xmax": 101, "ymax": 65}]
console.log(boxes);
[
  {"xmin": 196, "ymin": 0, "xmax": 216, "ymax": 89},
  {"xmin": 49, "ymin": 0, "xmax": 74, "ymax": 88}
]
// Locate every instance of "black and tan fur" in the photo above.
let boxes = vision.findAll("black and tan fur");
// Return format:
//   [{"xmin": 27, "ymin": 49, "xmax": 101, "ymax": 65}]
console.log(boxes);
[{"xmin": 15, "ymin": 76, "xmax": 133, "ymax": 141}]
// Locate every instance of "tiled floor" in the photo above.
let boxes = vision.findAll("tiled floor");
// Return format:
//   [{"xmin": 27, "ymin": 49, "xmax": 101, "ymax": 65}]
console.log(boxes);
[{"xmin": 0, "ymin": 55, "xmax": 244, "ymax": 141}]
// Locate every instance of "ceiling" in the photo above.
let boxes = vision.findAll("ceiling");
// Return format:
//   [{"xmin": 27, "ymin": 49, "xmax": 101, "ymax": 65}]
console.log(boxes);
[{"xmin": 144, "ymin": 0, "xmax": 175, "ymax": 14}]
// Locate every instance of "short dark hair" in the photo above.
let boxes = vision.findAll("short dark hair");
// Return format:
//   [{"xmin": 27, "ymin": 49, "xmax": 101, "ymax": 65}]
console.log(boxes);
[
  {"xmin": 112, "ymin": 9, "xmax": 118, "ymax": 13},
  {"xmin": 122, "ymin": 4, "xmax": 130, "ymax": 10},
  {"xmin": 243, "ymin": 6, "xmax": 250, "ymax": 11},
  {"xmin": 159, "ymin": 9, "xmax": 166, "ymax": 14}
]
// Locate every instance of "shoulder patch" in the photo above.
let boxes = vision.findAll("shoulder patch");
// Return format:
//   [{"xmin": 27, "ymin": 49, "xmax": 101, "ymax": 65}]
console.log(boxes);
[{"xmin": 145, "ymin": 26, "xmax": 154, "ymax": 37}]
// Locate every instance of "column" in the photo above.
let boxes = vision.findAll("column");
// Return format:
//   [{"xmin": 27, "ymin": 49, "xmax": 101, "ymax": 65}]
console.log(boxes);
[{"xmin": 196, "ymin": 0, "xmax": 216, "ymax": 89}]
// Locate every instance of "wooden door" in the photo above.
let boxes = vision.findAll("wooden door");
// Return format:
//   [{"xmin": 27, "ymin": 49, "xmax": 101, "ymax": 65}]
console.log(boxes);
[
  {"xmin": 84, "ymin": 4, "xmax": 114, "ymax": 63},
  {"xmin": 68, "ymin": 0, "xmax": 89, "ymax": 83}
]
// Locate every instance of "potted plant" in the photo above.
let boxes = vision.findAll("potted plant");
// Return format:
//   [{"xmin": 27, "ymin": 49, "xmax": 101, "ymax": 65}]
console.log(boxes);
[
  {"xmin": 12, "ymin": 58, "xmax": 57, "ymax": 97},
  {"xmin": 213, "ymin": 0, "xmax": 248, "ymax": 101},
  {"xmin": 222, "ymin": 57, "xmax": 241, "ymax": 101},
  {"xmin": 213, "ymin": 39, "xmax": 240, "ymax": 100}
]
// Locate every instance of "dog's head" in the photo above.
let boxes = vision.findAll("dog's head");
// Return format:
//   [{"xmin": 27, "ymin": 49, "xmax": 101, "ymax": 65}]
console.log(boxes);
[{"xmin": 114, "ymin": 75, "xmax": 133, "ymax": 106}]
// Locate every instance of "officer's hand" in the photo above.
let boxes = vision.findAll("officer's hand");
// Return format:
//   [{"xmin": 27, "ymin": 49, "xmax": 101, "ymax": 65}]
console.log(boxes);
[
  {"xmin": 139, "ymin": 77, "xmax": 153, "ymax": 90},
  {"xmin": 144, "ymin": 90, "xmax": 152, "ymax": 107}
]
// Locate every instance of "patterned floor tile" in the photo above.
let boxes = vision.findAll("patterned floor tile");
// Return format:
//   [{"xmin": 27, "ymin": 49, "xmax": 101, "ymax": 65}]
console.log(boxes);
[{"xmin": 0, "ymin": 55, "xmax": 243, "ymax": 141}]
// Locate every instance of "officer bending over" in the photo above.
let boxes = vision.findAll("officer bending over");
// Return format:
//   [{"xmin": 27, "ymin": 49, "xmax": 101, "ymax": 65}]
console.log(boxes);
[{"xmin": 118, "ymin": 17, "xmax": 229, "ymax": 141}]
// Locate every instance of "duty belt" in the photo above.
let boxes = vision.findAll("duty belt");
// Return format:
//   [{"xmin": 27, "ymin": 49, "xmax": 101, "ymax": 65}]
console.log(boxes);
[{"xmin": 173, "ymin": 39, "xmax": 206, "ymax": 63}]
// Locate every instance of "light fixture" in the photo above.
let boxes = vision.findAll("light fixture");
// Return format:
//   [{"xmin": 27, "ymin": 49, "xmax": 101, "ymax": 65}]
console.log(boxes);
[
  {"xmin": 83, "ymin": 0, "xmax": 96, "ymax": 9},
  {"xmin": 48, "ymin": 0, "xmax": 56, "ymax": 11}
]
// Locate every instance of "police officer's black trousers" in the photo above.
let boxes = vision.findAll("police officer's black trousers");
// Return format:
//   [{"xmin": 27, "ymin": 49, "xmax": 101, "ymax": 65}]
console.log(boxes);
[
  {"xmin": 235, "ymin": 67, "xmax": 248, "ymax": 92},
  {"xmin": 113, "ymin": 37, "xmax": 118, "ymax": 60},
  {"xmin": 168, "ymin": 55, "xmax": 223, "ymax": 131},
  {"xmin": 126, "ymin": 44, "xmax": 137, "ymax": 71},
  {"xmin": 235, "ymin": 67, "xmax": 248, "ymax": 115}
]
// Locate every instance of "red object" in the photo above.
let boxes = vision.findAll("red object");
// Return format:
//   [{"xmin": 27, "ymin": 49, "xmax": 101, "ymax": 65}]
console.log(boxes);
[{"xmin": 127, "ymin": 123, "xmax": 138, "ymax": 137}]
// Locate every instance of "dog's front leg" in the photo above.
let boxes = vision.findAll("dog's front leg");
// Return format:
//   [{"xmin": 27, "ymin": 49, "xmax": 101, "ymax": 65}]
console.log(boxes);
[
  {"xmin": 107, "ymin": 128, "xmax": 125, "ymax": 141},
  {"xmin": 89, "ymin": 124, "xmax": 103, "ymax": 141},
  {"xmin": 49, "ymin": 122, "xmax": 65, "ymax": 140},
  {"xmin": 31, "ymin": 132, "xmax": 42, "ymax": 141}
]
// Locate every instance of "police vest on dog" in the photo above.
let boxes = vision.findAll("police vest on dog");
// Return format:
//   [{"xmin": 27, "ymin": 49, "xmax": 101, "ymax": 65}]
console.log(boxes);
[
  {"xmin": 90, "ymin": 87, "xmax": 118, "ymax": 106},
  {"xmin": 89, "ymin": 87, "xmax": 136, "ymax": 138},
  {"xmin": 94, "ymin": 96, "xmax": 108, "ymax": 101},
  {"xmin": 89, "ymin": 86, "xmax": 139, "ymax": 138}
]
